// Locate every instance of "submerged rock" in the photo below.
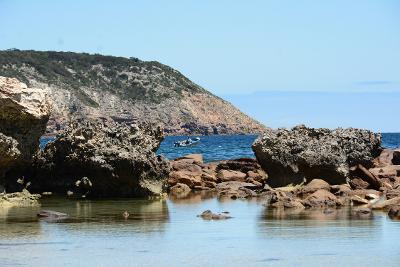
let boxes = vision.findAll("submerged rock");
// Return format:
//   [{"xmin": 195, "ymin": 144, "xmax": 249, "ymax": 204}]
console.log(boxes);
[
  {"xmin": 252, "ymin": 125, "xmax": 381, "ymax": 187},
  {"xmin": 32, "ymin": 120, "xmax": 170, "ymax": 197},
  {"xmin": 197, "ymin": 210, "xmax": 232, "ymax": 220},
  {"xmin": 0, "ymin": 76, "xmax": 50, "ymax": 189}
]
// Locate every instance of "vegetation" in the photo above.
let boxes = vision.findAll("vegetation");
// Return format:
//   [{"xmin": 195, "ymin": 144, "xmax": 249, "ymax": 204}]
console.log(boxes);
[{"xmin": 0, "ymin": 49, "xmax": 207, "ymax": 105}]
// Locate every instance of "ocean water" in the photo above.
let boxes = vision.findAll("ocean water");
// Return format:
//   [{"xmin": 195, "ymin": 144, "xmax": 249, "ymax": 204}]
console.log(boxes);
[{"xmin": 40, "ymin": 133, "xmax": 400, "ymax": 162}]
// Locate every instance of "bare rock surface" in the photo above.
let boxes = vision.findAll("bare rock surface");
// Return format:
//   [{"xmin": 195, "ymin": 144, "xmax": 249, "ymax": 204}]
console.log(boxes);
[
  {"xmin": 252, "ymin": 125, "xmax": 381, "ymax": 187},
  {"xmin": 32, "ymin": 119, "xmax": 170, "ymax": 197},
  {"xmin": 197, "ymin": 210, "xmax": 232, "ymax": 220},
  {"xmin": 0, "ymin": 76, "xmax": 50, "ymax": 190}
]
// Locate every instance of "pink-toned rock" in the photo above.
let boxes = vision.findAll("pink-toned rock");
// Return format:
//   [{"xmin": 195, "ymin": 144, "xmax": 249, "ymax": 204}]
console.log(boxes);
[
  {"xmin": 330, "ymin": 184, "xmax": 352, "ymax": 196},
  {"xmin": 374, "ymin": 149, "xmax": 400, "ymax": 167},
  {"xmin": 176, "ymin": 154, "xmax": 203, "ymax": 164},
  {"xmin": 169, "ymin": 171, "xmax": 202, "ymax": 188},
  {"xmin": 369, "ymin": 165, "xmax": 400, "ymax": 179},
  {"xmin": 246, "ymin": 177, "xmax": 263, "ymax": 187},
  {"xmin": 201, "ymin": 172, "xmax": 217, "ymax": 182},
  {"xmin": 171, "ymin": 161, "xmax": 202, "ymax": 174},
  {"xmin": 303, "ymin": 189, "xmax": 342, "ymax": 207},
  {"xmin": 217, "ymin": 170, "xmax": 247, "ymax": 182},
  {"xmin": 371, "ymin": 196, "xmax": 400, "ymax": 210},
  {"xmin": 203, "ymin": 180, "xmax": 217, "ymax": 188},
  {"xmin": 301, "ymin": 179, "xmax": 330, "ymax": 194}
]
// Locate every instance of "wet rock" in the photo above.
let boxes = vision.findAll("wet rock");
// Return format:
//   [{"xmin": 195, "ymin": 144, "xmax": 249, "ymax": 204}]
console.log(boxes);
[
  {"xmin": 388, "ymin": 206, "xmax": 400, "ymax": 220},
  {"xmin": 37, "ymin": 210, "xmax": 69, "ymax": 221},
  {"xmin": 217, "ymin": 170, "xmax": 247, "ymax": 182},
  {"xmin": 216, "ymin": 181, "xmax": 257, "ymax": 199},
  {"xmin": 33, "ymin": 120, "xmax": 170, "ymax": 197},
  {"xmin": 197, "ymin": 210, "xmax": 232, "ymax": 220},
  {"xmin": 268, "ymin": 190, "xmax": 304, "ymax": 209},
  {"xmin": 169, "ymin": 183, "xmax": 191, "ymax": 197},
  {"xmin": 303, "ymin": 189, "xmax": 342, "ymax": 208},
  {"xmin": 252, "ymin": 125, "xmax": 381, "ymax": 187},
  {"xmin": 352, "ymin": 207, "xmax": 372, "ymax": 217},
  {"xmin": 0, "ymin": 77, "xmax": 50, "ymax": 189},
  {"xmin": 217, "ymin": 158, "xmax": 263, "ymax": 173}
]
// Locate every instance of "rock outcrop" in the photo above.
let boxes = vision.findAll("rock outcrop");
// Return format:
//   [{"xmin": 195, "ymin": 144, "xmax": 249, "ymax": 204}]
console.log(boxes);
[
  {"xmin": 0, "ymin": 76, "xmax": 50, "ymax": 190},
  {"xmin": 32, "ymin": 119, "xmax": 170, "ymax": 197},
  {"xmin": 252, "ymin": 125, "xmax": 381, "ymax": 187},
  {"xmin": 167, "ymin": 155, "xmax": 267, "ymax": 198}
]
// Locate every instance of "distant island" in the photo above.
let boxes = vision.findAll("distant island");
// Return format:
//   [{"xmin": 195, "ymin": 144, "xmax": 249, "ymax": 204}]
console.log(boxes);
[{"xmin": 0, "ymin": 49, "xmax": 266, "ymax": 135}]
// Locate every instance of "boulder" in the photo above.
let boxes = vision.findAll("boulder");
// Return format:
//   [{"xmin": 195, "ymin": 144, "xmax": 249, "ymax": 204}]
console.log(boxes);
[
  {"xmin": 0, "ymin": 77, "xmax": 50, "ymax": 188},
  {"xmin": 301, "ymin": 179, "xmax": 330, "ymax": 194},
  {"xmin": 388, "ymin": 206, "xmax": 400, "ymax": 220},
  {"xmin": 303, "ymin": 189, "xmax": 342, "ymax": 208},
  {"xmin": 252, "ymin": 125, "xmax": 381, "ymax": 187},
  {"xmin": 217, "ymin": 170, "xmax": 247, "ymax": 182},
  {"xmin": 169, "ymin": 183, "xmax": 191, "ymax": 197},
  {"xmin": 371, "ymin": 196, "xmax": 400, "ymax": 210},
  {"xmin": 373, "ymin": 149, "xmax": 400, "ymax": 167},
  {"xmin": 32, "ymin": 119, "xmax": 170, "ymax": 197},
  {"xmin": 169, "ymin": 171, "xmax": 202, "ymax": 188}
]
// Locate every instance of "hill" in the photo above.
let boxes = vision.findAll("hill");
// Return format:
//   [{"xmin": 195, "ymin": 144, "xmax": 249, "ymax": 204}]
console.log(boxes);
[{"xmin": 0, "ymin": 49, "xmax": 266, "ymax": 135}]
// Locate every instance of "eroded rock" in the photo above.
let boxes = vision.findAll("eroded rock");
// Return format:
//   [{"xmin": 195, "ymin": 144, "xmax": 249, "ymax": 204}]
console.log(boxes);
[
  {"xmin": 252, "ymin": 125, "xmax": 381, "ymax": 187},
  {"xmin": 32, "ymin": 119, "xmax": 170, "ymax": 197}
]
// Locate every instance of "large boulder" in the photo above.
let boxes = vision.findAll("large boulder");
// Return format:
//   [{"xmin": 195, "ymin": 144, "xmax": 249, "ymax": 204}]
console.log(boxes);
[
  {"xmin": 32, "ymin": 120, "xmax": 170, "ymax": 197},
  {"xmin": 252, "ymin": 125, "xmax": 381, "ymax": 187},
  {"xmin": 0, "ymin": 77, "xmax": 50, "ymax": 189}
]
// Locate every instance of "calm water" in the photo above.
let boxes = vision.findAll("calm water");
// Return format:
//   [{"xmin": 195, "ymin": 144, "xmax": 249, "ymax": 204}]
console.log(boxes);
[{"xmin": 1, "ymin": 194, "xmax": 399, "ymax": 266}]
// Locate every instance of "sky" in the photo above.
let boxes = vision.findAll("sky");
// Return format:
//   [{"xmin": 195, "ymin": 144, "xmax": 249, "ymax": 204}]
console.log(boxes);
[{"xmin": 0, "ymin": 0, "xmax": 399, "ymax": 131}]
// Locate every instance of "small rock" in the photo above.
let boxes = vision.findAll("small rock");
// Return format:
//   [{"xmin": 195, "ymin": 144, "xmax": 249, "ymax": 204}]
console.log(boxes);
[
  {"xmin": 350, "ymin": 195, "xmax": 369, "ymax": 205},
  {"xmin": 388, "ymin": 206, "xmax": 400, "ymax": 219},
  {"xmin": 169, "ymin": 183, "xmax": 191, "ymax": 196},
  {"xmin": 197, "ymin": 210, "xmax": 232, "ymax": 220}
]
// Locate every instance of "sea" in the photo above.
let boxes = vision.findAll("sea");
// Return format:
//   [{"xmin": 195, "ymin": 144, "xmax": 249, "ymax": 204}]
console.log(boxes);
[
  {"xmin": 40, "ymin": 133, "xmax": 400, "ymax": 162},
  {"xmin": 1, "ymin": 133, "xmax": 397, "ymax": 267}
]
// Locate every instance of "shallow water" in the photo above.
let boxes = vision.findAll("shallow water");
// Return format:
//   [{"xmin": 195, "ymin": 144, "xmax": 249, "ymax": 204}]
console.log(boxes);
[{"xmin": 1, "ymin": 194, "xmax": 399, "ymax": 267}]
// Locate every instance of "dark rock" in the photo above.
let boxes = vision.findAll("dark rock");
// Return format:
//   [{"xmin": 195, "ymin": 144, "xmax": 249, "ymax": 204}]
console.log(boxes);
[
  {"xmin": 393, "ymin": 151, "xmax": 400, "ymax": 165},
  {"xmin": 350, "ymin": 177, "xmax": 370, "ymax": 190},
  {"xmin": 32, "ymin": 119, "xmax": 170, "ymax": 197},
  {"xmin": 197, "ymin": 210, "xmax": 232, "ymax": 220},
  {"xmin": 388, "ymin": 206, "xmax": 400, "ymax": 219},
  {"xmin": 37, "ymin": 210, "xmax": 69, "ymax": 221},
  {"xmin": 252, "ymin": 125, "xmax": 381, "ymax": 187}
]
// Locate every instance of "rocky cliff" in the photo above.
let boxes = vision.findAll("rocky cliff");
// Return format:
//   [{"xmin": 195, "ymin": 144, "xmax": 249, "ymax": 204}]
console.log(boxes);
[
  {"xmin": 0, "ymin": 76, "xmax": 51, "ymax": 190},
  {"xmin": 0, "ymin": 50, "xmax": 266, "ymax": 135}
]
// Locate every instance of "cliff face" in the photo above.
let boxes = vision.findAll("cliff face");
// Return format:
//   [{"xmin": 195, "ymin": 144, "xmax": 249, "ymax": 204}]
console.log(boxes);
[{"xmin": 0, "ymin": 50, "xmax": 266, "ymax": 135}]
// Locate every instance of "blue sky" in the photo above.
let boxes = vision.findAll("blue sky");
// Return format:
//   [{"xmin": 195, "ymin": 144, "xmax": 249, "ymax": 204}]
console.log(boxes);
[{"xmin": 0, "ymin": 0, "xmax": 399, "ymax": 131}]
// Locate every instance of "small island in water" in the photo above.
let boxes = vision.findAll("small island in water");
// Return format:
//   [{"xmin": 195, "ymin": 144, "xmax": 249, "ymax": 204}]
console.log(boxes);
[{"xmin": 1, "ymin": 52, "xmax": 400, "ymax": 266}]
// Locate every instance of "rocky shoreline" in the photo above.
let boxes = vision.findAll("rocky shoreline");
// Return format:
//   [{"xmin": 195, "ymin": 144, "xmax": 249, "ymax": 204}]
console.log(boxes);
[{"xmin": 0, "ymin": 75, "xmax": 400, "ymax": 221}]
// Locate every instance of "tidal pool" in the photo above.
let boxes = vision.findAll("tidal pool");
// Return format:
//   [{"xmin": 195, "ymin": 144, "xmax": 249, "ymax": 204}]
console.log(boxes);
[{"xmin": 1, "ymin": 193, "xmax": 399, "ymax": 266}]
